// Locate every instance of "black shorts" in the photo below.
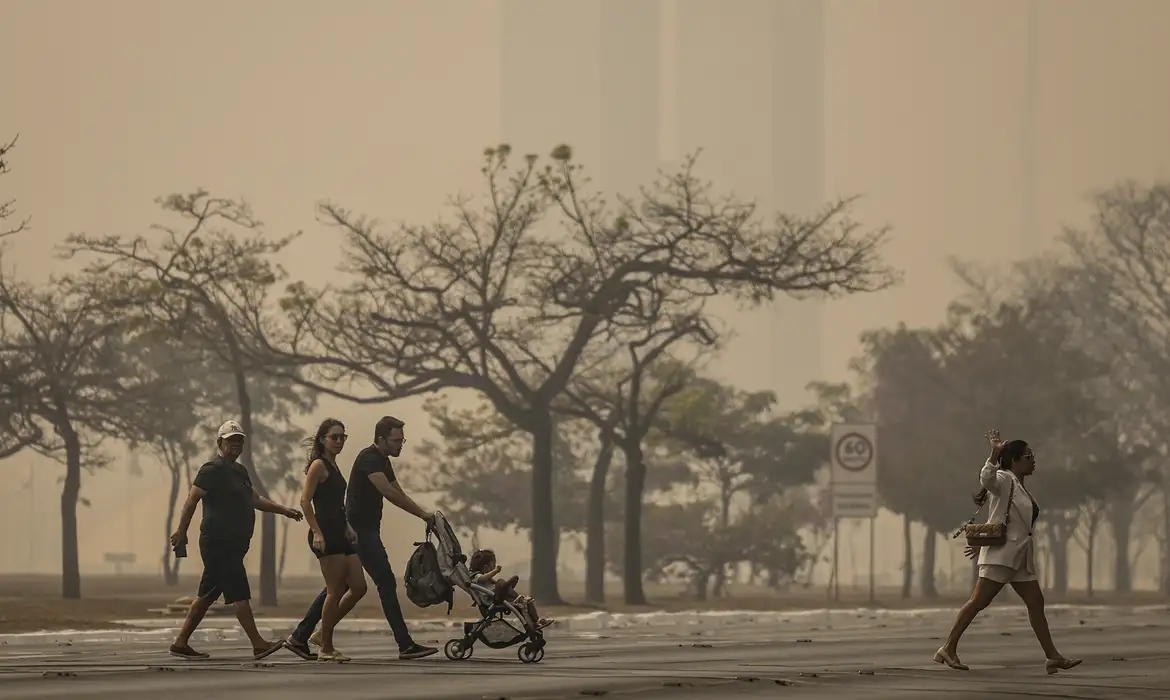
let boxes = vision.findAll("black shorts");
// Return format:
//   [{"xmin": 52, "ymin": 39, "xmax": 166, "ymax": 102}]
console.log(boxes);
[
  {"xmin": 308, "ymin": 525, "xmax": 356, "ymax": 559},
  {"xmin": 197, "ymin": 538, "xmax": 251, "ymax": 605}
]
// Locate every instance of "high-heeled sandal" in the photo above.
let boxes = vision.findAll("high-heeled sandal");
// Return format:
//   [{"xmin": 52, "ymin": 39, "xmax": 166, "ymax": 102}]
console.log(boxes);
[
  {"xmin": 1045, "ymin": 657, "xmax": 1082, "ymax": 674},
  {"xmin": 933, "ymin": 647, "xmax": 969, "ymax": 671}
]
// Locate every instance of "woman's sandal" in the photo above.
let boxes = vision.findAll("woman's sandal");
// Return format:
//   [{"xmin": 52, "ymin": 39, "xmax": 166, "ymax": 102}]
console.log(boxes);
[
  {"xmin": 1045, "ymin": 657, "xmax": 1082, "ymax": 674},
  {"xmin": 317, "ymin": 649, "xmax": 351, "ymax": 663},
  {"xmin": 933, "ymin": 646, "xmax": 969, "ymax": 671}
]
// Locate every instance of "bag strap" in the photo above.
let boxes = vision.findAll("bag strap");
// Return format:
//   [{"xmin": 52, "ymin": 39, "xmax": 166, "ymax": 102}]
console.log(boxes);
[
  {"xmin": 952, "ymin": 473, "xmax": 1015, "ymax": 539},
  {"xmin": 1003, "ymin": 478, "xmax": 1014, "ymax": 527}
]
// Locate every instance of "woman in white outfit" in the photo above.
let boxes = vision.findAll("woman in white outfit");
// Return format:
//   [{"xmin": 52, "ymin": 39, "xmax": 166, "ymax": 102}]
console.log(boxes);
[{"xmin": 934, "ymin": 430, "xmax": 1081, "ymax": 675}]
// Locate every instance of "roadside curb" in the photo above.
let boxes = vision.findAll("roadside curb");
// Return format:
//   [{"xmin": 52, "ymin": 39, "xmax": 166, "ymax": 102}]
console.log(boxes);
[{"xmin": 2, "ymin": 603, "xmax": 1166, "ymax": 647}]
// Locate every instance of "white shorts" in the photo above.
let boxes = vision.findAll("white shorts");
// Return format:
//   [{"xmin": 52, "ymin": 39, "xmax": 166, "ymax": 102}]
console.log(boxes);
[{"xmin": 979, "ymin": 564, "xmax": 1038, "ymax": 584}]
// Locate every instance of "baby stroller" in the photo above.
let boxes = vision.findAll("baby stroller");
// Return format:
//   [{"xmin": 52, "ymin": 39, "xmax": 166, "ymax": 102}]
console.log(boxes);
[{"xmin": 424, "ymin": 512, "xmax": 549, "ymax": 664}]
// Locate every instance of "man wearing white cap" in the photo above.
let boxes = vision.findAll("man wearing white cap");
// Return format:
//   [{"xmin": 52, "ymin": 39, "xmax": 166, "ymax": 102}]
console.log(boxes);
[{"xmin": 167, "ymin": 420, "xmax": 305, "ymax": 660}]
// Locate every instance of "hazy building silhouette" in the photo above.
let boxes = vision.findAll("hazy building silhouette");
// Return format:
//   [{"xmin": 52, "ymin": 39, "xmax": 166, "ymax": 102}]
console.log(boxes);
[
  {"xmin": 499, "ymin": 0, "xmax": 826, "ymax": 407},
  {"xmin": 674, "ymin": 0, "xmax": 826, "ymax": 407}
]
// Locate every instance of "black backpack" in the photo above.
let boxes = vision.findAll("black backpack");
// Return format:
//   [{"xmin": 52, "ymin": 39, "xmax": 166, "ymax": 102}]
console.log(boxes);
[{"xmin": 404, "ymin": 534, "xmax": 454, "ymax": 613}]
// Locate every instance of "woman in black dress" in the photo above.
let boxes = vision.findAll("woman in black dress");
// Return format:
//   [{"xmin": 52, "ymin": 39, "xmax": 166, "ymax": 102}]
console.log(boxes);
[{"xmin": 300, "ymin": 418, "xmax": 367, "ymax": 662}]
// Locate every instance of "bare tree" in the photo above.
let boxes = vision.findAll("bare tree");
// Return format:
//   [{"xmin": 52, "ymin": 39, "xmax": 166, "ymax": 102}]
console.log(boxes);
[
  {"xmin": 127, "ymin": 339, "xmax": 205, "ymax": 586},
  {"xmin": 0, "ymin": 134, "xmax": 29, "ymax": 239},
  {"xmin": 1072, "ymin": 500, "xmax": 1106, "ymax": 597},
  {"xmin": 0, "ymin": 337, "xmax": 42, "ymax": 458},
  {"xmin": 0, "ymin": 261, "xmax": 154, "ymax": 598},
  {"xmin": 1062, "ymin": 181, "xmax": 1170, "ymax": 593},
  {"xmin": 60, "ymin": 191, "xmax": 308, "ymax": 605},
  {"xmin": 553, "ymin": 280, "xmax": 716, "ymax": 604},
  {"xmin": 272, "ymin": 146, "xmax": 897, "ymax": 602}
]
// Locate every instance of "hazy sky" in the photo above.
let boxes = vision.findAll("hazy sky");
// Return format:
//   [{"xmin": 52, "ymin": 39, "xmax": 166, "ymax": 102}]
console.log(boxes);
[{"xmin": 3, "ymin": 0, "xmax": 1169, "ymax": 588}]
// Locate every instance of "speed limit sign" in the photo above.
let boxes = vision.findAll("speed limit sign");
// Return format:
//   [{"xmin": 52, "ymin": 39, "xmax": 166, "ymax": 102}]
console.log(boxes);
[{"xmin": 830, "ymin": 423, "xmax": 877, "ymax": 486}]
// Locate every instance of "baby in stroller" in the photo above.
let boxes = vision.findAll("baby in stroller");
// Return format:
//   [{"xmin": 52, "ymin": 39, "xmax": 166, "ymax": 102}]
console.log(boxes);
[
  {"xmin": 467, "ymin": 549, "xmax": 553, "ymax": 630},
  {"xmin": 423, "ymin": 512, "xmax": 551, "ymax": 664}
]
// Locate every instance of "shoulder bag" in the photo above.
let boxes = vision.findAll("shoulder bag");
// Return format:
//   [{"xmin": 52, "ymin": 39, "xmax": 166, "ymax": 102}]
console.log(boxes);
[{"xmin": 952, "ymin": 477, "xmax": 1014, "ymax": 548}]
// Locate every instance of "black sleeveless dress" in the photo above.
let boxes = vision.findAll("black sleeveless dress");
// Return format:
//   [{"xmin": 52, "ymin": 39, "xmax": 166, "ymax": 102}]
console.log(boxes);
[{"xmin": 307, "ymin": 459, "xmax": 355, "ymax": 558}]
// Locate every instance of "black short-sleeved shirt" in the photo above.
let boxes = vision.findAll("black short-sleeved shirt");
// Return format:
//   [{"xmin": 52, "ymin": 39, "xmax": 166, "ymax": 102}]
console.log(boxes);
[
  {"xmin": 345, "ymin": 445, "xmax": 396, "ymax": 531},
  {"xmin": 193, "ymin": 455, "xmax": 256, "ymax": 543}
]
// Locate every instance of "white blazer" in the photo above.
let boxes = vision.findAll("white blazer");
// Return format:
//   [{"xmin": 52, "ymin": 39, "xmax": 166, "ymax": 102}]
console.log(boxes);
[{"xmin": 975, "ymin": 459, "xmax": 1037, "ymax": 570}]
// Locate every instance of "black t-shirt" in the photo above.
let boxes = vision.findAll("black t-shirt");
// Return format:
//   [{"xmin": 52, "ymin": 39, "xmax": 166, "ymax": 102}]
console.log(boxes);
[
  {"xmin": 193, "ymin": 455, "xmax": 256, "ymax": 543},
  {"xmin": 345, "ymin": 445, "xmax": 396, "ymax": 531}
]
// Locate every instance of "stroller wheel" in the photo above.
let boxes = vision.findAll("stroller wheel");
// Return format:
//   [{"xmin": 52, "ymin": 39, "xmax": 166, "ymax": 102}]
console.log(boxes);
[
  {"xmin": 517, "ymin": 642, "xmax": 544, "ymax": 664},
  {"xmin": 444, "ymin": 639, "xmax": 472, "ymax": 661}
]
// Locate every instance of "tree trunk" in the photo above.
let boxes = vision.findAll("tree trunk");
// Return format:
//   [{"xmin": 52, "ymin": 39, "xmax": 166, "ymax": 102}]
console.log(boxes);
[
  {"xmin": 59, "ymin": 419, "xmax": 83, "ymax": 599},
  {"xmin": 278, "ymin": 493, "xmax": 293, "ymax": 585},
  {"xmin": 692, "ymin": 570, "xmax": 710, "ymax": 601},
  {"xmin": 919, "ymin": 527, "xmax": 937, "ymax": 599},
  {"xmin": 1050, "ymin": 532, "xmax": 1070, "ymax": 595},
  {"xmin": 620, "ymin": 439, "xmax": 648, "ymax": 605},
  {"xmin": 712, "ymin": 566, "xmax": 727, "ymax": 598},
  {"xmin": 527, "ymin": 410, "xmax": 562, "ymax": 604},
  {"xmin": 232, "ymin": 367, "xmax": 278, "ymax": 606},
  {"xmin": 162, "ymin": 459, "xmax": 181, "ymax": 586},
  {"xmin": 1108, "ymin": 505, "xmax": 1133, "ymax": 593},
  {"xmin": 585, "ymin": 437, "xmax": 614, "ymax": 604},
  {"xmin": 1085, "ymin": 525, "xmax": 1096, "ymax": 598},
  {"xmin": 901, "ymin": 515, "xmax": 913, "ymax": 599},
  {"xmin": 1161, "ymin": 485, "xmax": 1170, "ymax": 595}
]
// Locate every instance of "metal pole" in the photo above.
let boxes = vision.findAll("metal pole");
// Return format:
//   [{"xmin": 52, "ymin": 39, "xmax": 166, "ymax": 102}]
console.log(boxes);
[
  {"xmin": 832, "ymin": 517, "xmax": 840, "ymax": 601},
  {"xmin": 869, "ymin": 516, "xmax": 876, "ymax": 603}
]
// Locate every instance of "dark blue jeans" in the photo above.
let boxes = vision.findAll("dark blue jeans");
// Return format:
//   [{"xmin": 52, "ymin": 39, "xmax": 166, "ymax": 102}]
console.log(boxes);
[{"xmin": 290, "ymin": 528, "xmax": 414, "ymax": 651}]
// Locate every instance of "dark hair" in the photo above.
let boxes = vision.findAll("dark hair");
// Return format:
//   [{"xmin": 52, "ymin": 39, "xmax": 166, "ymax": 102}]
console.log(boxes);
[
  {"xmin": 973, "ymin": 439, "xmax": 1030, "ymax": 507},
  {"xmin": 374, "ymin": 416, "xmax": 405, "ymax": 441},
  {"xmin": 468, "ymin": 548, "xmax": 496, "ymax": 574},
  {"xmin": 304, "ymin": 418, "xmax": 344, "ymax": 473}
]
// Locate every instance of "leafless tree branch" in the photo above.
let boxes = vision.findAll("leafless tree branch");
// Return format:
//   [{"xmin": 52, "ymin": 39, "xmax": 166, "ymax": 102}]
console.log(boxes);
[{"xmin": 0, "ymin": 134, "xmax": 30, "ymax": 239}]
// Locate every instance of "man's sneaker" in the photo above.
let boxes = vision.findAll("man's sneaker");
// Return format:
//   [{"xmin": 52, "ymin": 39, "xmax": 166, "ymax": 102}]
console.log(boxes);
[
  {"xmin": 398, "ymin": 643, "xmax": 438, "ymax": 660},
  {"xmin": 284, "ymin": 635, "xmax": 317, "ymax": 660},
  {"xmin": 169, "ymin": 643, "xmax": 210, "ymax": 659},
  {"xmin": 252, "ymin": 640, "xmax": 285, "ymax": 660}
]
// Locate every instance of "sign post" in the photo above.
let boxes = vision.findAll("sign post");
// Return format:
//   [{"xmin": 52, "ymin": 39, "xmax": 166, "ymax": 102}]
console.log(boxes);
[{"xmin": 829, "ymin": 423, "xmax": 878, "ymax": 603}]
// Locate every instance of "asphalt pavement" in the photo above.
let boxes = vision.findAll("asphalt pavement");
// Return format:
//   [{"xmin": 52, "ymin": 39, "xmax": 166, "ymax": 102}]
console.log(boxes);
[{"xmin": 3, "ymin": 604, "xmax": 1169, "ymax": 699}]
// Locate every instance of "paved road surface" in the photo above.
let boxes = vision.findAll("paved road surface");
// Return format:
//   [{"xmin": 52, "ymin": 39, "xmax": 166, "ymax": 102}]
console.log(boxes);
[{"xmin": 3, "ymin": 605, "xmax": 1169, "ymax": 699}]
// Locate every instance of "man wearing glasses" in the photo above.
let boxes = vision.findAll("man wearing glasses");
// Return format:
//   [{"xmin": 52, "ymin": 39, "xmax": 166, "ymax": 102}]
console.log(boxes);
[{"xmin": 286, "ymin": 416, "xmax": 438, "ymax": 660}]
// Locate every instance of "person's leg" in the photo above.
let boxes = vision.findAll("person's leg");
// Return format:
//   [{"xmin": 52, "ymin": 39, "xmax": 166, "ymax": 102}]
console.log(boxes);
[
  {"xmin": 942, "ymin": 576, "xmax": 1005, "ymax": 657},
  {"xmin": 172, "ymin": 548, "xmax": 222, "ymax": 656},
  {"xmin": 220, "ymin": 548, "xmax": 282, "ymax": 658},
  {"xmin": 1009, "ymin": 579, "xmax": 1058, "ymax": 657},
  {"xmin": 233, "ymin": 600, "xmax": 279, "ymax": 653},
  {"xmin": 1007, "ymin": 580, "xmax": 1068, "ymax": 658},
  {"xmin": 172, "ymin": 595, "xmax": 216, "ymax": 652},
  {"xmin": 289, "ymin": 587, "xmax": 328, "ymax": 646},
  {"xmin": 336, "ymin": 554, "xmax": 368, "ymax": 620},
  {"xmin": 318, "ymin": 553, "xmax": 349, "ymax": 655},
  {"xmin": 355, "ymin": 530, "xmax": 415, "ymax": 651}
]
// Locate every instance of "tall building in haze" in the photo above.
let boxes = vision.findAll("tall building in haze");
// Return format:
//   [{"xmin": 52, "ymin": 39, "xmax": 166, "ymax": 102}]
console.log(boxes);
[{"xmin": 501, "ymin": 0, "xmax": 826, "ymax": 408}]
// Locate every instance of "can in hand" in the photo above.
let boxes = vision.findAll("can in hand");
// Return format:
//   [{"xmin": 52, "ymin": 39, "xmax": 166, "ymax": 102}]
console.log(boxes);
[{"xmin": 174, "ymin": 541, "xmax": 187, "ymax": 559}]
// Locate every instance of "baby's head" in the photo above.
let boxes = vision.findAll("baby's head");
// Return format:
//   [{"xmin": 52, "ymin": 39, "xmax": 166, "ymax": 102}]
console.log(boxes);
[{"xmin": 469, "ymin": 548, "xmax": 497, "ymax": 574}]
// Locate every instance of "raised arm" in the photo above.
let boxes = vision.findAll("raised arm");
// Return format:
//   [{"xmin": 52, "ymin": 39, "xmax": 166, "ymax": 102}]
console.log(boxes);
[
  {"xmin": 979, "ymin": 458, "xmax": 1008, "ymax": 492},
  {"xmin": 978, "ymin": 428, "xmax": 1008, "ymax": 493}
]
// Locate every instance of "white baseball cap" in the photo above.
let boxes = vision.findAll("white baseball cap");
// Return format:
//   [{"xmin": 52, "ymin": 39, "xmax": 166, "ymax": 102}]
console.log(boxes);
[{"xmin": 217, "ymin": 420, "xmax": 246, "ymax": 439}]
